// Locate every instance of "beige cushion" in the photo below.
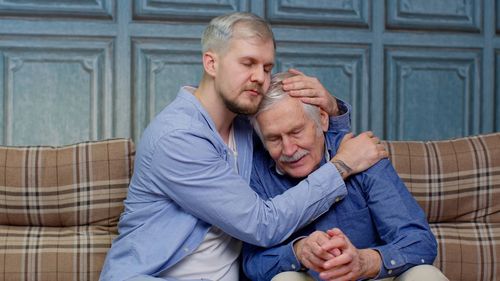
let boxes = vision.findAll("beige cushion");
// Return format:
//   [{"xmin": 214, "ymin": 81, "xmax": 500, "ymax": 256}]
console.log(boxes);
[{"xmin": 0, "ymin": 138, "xmax": 134, "ymax": 280}]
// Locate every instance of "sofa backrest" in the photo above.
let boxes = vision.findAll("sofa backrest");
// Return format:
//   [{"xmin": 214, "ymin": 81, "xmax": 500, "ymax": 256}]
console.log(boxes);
[
  {"xmin": 384, "ymin": 132, "xmax": 500, "ymax": 223},
  {"xmin": 0, "ymin": 138, "xmax": 134, "ymax": 227}
]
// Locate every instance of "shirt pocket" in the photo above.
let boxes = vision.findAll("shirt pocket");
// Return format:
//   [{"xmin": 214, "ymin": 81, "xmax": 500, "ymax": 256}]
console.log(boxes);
[{"xmin": 337, "ymin": 206, "xmax": 377, "ymax": 248}]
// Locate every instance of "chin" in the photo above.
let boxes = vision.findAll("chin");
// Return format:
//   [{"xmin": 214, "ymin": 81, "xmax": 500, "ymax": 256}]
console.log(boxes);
[{"xmin": 285, "ymin": 167, "xmax": 315, "ymax": 179}]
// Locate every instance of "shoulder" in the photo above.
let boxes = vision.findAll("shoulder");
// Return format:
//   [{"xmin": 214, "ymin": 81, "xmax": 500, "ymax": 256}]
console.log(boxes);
[{"xmin": 138, "ymin": 98, "xmax": 221, "ymax": 160}]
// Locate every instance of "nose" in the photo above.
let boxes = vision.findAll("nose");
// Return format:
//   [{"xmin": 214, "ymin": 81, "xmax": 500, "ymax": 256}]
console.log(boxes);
[
  {"xmin": 251, "ymin": 66, "xmax": 265, "ymax": 84},
  {"xmin": 281, "ymin": 136, "xmax": 297, "ymax": 156}
]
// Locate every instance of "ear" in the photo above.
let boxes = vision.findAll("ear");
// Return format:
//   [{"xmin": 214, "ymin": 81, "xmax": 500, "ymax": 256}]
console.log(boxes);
[
  {"xmin": 202, "ymin": 51, "xmax": 218, "ymax": 77},
  {"xmin": 319, "ymin": 109, "xmax": 329, "ymax": 132}
]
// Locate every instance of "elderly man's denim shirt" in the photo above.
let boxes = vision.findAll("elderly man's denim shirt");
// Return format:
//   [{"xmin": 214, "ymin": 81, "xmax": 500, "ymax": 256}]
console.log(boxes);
[
  {"xmin": 243, "ymin": 131, "xmax": 437, "ymax": 280},
  {"xmin": 99, "ymin": 87, "xmax": 351, "ymax": 281}
]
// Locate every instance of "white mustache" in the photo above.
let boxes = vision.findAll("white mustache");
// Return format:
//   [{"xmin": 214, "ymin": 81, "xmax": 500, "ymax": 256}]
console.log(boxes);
[{"xmin": 279, "ymin": 148, "xmax": 310, "ymax": 163}]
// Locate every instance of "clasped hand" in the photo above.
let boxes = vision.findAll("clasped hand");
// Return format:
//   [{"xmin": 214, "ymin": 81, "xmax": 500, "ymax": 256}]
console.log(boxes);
[{"xmin": 293, "ymin": 228, "xmax": 381, "ymax": 281}]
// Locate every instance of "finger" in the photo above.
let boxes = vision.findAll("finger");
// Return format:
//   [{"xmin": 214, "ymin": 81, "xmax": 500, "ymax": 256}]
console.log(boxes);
[
  {"xmin": 323, "ymin": 252, "xmax": 352, "ymax": 269},
  {"xmin": 304, "ymin": 254, "xmax": 329, "ymax": 272},
  {"xmin": 360, "ymin": 131, "xmax": 374, "ymax": 138},
  {"xmin": 340, "ymin": 133, "xmax": 354, "ymax": 144},
  {"xmin": 313, "ymin": 236, "xmax": 337, "ymax": 260},
  {"xmin": 379, "ymin": 149, "xmax": 389, "ymax": 159},
  {"xmin": 288, "ymin": 68, "xmax": 305, "ymax": 76},
  {"xmin": 320, "ymin": 264, "xmax": 353, "ymax": 281},
  {"xmin": 298, "ymin": 97, "xmax": 322, "ymax": 106},
  {"xmin": 372, "ymin": 137, "xmax": 380, "ymax": 144},
  {"xmin": 283, "ymin": 78, "xmax": 316, "ymax": 91},
  {"xmin": 300, "ymin": 257, "xmax": 322, "ymax": 273},
  {"xmin": 329, "ymin": 248, "xmax": 342, "ymax": 257},
  {"xmin": 327, "ymin": 228, "xmax": 344, "ymax": 237},
  {"xmin": 282, "ymin": 80, "xmax": 309, "ymax": 91},
  {"xmin": 320, "ymin": 239, "xmax": 344, "ymax": 255},
  {"xmin": 288, "ymin": 89, "xmax": 317, "ymax": 98}
]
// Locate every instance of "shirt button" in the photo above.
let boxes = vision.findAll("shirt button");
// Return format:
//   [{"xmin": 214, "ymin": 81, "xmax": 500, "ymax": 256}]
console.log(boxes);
[
  {"xmin": 390, "ymin": 259, "xmax": 396, "ymax": 265},
  {"xmin": 421, "ymin": 259, "xmax": 425, "ymax": 263},
  {"xmin": 388, "ymin": 270, "xmax": 393, "ymax": 275},
  {"xmin": 183, "ymin": 247, "xmax": 189, "ymax": 252},
  {"xmin": 291, "ymin": 264, "xmax": 296, "ymax": 270},
  {"xmin": 335, "ymin": 197, "xmax": 341, "ymax": 202}
]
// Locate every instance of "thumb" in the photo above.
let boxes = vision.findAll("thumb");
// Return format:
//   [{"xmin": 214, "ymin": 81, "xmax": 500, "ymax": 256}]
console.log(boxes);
[{"xmin": 327, "ymin": 228, "xmax": 343, "ymax": 237}]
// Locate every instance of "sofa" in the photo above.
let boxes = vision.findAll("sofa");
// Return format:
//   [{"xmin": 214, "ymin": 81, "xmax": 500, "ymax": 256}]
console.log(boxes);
[{"xmin": 0, "ymin": 133, "xmax": 497, "ymax": 281}]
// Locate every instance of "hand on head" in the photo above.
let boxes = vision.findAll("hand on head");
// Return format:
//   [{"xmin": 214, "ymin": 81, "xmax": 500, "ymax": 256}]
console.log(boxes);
[{"xmin": 281, "ymin": 68, "xmax": 339, "ymax": 116}]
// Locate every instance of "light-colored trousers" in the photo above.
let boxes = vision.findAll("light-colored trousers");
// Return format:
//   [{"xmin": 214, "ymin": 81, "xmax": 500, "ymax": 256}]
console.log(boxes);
[{"xmin": 271, "ymin": 265, "xmax": 449, "ymax": 281}]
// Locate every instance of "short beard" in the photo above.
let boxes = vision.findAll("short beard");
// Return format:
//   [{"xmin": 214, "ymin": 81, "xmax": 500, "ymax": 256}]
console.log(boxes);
[{"xmin": 222, "ymin": 95, "xmax": 260, "ymax": 115}]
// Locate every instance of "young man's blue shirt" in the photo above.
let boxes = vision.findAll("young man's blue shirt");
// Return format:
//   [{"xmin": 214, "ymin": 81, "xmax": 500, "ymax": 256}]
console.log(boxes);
[{"xmin": 243, "ymin": 131, "xmax": 437, "ymax": 280}]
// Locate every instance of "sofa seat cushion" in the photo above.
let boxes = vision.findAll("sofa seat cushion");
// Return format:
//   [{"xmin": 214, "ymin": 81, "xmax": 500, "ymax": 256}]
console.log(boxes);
[
  {"xmin": 431, "ymin": 222, "xmax": 500, "ymax": 281},
  {"xmin": 0, "ymin": 224, "xmax": 116, "ymax": 281}
]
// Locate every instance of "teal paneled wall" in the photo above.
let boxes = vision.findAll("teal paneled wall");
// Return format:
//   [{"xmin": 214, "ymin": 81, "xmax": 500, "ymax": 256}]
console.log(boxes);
[{"xmin": 0, "ymin": 0, "xmax": 497, "ymax": 145}]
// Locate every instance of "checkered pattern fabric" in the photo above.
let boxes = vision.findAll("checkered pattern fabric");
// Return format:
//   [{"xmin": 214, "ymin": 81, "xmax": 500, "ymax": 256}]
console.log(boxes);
[
  {"xmin": 385, "ymin": 132, "xmax": 500, "ymax": 281},
  {"xmin": 0, "ymin": 138, "xmax": 134, "ymax": 281}
]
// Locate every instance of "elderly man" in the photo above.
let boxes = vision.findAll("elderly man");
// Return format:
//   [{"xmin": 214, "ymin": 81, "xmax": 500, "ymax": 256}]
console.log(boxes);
[{"xmin": 243, "ymin": 72, "xmax": 448, "ymax": 281}]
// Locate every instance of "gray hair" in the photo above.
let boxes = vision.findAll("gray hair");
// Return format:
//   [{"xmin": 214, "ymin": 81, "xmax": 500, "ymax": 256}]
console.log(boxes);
[
  {"xmin": 201, "ymin": 12, "xmax": 275, "ymax": 54},
  {"xmin": 251, "ymin": 72, "xmax": 323, "ymax": 142}
]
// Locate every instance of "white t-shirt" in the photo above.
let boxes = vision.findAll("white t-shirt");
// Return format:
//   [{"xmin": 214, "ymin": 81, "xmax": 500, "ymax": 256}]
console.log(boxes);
[{"xmin": 160, "ymin": 126, "xmax": 241, "ymax": 281}]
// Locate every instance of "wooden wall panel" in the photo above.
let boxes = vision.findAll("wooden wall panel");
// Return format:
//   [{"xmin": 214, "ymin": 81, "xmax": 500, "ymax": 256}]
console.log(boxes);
[
  {"xmin": 0, "ymin": 0, "xmax": 114, "ymax": 20},
  {"xmin": 387, "ymin": 0, "xmax": 481, "ymax": 32},
  {"xmin": 266, "ymin": 0, "xmax": 369, "ymax": 27},
  {"xmin": 0, "ymin": 38, "xmax": 114, "ymax": 145},
  {"xmin": 132, "ymin": 38, "xmax": 202, "ymax": 141},
  {"xmin": 0, "ymin": 0, "xmax": 496, "ymax": 145},
  {"xmin": 133, "ymin": 0, "xmax": 250, "ymax": 21},
  {"xmin": 385, "ymin": 48, "xmax": 481, "ymax": 140}
]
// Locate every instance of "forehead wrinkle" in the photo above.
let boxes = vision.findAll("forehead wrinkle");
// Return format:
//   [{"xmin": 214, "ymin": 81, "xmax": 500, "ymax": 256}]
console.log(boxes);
[{"xmin": 259, "ymin": 97, "xmax": 309, "ymax": 134}]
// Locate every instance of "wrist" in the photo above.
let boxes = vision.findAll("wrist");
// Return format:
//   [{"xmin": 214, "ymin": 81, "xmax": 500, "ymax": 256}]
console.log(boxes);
[
  {"xmin": 292, "ymin": 239, "xmax": 307, "ymax": 269},
  {"xmin": 293, "ymin": 238, "xmax": 304, "ymax": 260},
  {"xmin": 331, "ymin": 158, "xmax": 353, "ymax": 179},
  {"xmin": 360, "ymin": 249, "xmax": 381, "ymax": 278}
]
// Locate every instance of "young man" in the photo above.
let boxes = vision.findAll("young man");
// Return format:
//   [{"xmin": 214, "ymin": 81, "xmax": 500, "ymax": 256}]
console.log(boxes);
[
  {"xmin": 100, "ymin": 13, "xmax": 386, "ymax": 281},
  {"xmin": 243, "ymin": 72, "xmax": 448, "ymax": 281}
]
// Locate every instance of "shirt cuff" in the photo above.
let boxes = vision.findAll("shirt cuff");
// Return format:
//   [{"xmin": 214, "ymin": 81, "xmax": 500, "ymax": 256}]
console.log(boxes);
[
  {"xmin": 281, "ymin": 236, "xmax": 308, "ymax": 272},
  {"xmin": 328, "ymin": 99, "xmax": 352, "ymax": 133},
  {"xmin": 371, "ymin": 245, "xmax": 406, "ymax": 279}
]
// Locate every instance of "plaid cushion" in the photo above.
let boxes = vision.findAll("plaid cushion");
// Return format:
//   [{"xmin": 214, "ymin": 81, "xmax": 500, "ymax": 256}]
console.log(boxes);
[
  {"xmin": 0, "ymin": 225, "xmax": 114, "ymax": 281},
  {"xmin": 0, "ymin": 138, "xmax": 134, "ymax": 227},
  {"xmin": 0, "ymin": 138, "xmax": 134, "ymax": 281},
  {"xmin": 385, "ymin": 132, "xmax": 500, "ymax": 281}
]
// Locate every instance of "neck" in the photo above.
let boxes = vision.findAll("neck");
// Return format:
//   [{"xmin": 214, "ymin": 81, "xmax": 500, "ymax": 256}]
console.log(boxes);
[{"xmin": 194, "ymin": 75, "xmax": 236, "ymax": 143}]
